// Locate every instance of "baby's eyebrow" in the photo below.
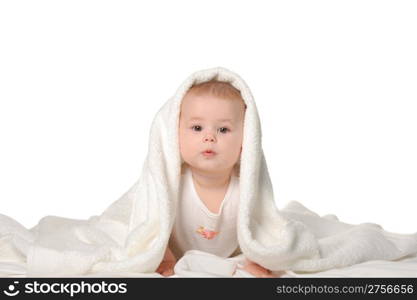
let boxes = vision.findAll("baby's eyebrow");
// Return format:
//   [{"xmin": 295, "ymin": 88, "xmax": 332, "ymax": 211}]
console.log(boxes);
[
  {"xmin": 217, "ymin": 118, "xmax": 233, "ymax": 122},
  {"xmin": 189, "ymin": 117, "xmax": 233, "ymax": 122}
]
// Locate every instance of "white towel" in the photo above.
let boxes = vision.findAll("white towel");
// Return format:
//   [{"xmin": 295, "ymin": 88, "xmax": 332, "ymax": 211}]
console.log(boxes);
[{"xmin": 1, "ymin": 66, "xmax": 416, "ymax": 277}]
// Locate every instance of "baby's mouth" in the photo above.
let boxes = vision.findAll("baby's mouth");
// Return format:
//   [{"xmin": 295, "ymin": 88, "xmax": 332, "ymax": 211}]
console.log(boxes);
[{"xmin": 202, "ymin": 150, "xmax": 216, "ymax": 157}]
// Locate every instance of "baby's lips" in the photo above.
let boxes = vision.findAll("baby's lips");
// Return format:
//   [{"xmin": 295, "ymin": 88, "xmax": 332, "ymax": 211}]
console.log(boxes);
[{"xmin": 202, "ymin": 149, "xmax": 217, "ymax": 154}]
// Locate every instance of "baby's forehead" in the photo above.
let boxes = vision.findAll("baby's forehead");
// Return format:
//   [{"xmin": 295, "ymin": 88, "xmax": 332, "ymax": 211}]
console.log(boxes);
[{"xmin": 180, "ymin": 104, "xmax": 243, "ymax": 123}]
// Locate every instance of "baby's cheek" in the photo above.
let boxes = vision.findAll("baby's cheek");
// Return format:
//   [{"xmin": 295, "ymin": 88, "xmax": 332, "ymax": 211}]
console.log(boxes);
[{"xmin": 184, "ymin": 139, "xmax": 200, "ymax": 156}]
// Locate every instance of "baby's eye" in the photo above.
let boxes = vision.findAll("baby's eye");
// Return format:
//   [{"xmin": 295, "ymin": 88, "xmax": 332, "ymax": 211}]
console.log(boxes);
[
  {"xmin": 191, "ymin": 125, "xmax": 202, "ymax": 132},
  {"xmin": 219, "ymin": 127, "xmax": 229, "ymax": 134}
]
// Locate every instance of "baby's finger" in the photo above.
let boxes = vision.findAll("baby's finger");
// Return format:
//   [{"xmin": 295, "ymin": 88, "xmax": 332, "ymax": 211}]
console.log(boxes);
[{"xmin": 162, "ymin": 269, "xmax": 174, "ymax": 277}]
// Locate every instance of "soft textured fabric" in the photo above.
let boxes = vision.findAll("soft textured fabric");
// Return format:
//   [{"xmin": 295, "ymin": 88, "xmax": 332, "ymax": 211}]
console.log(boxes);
[
  {"xmin": 168, "ymin": 164, "xmax": 240, "ymax": 260},
  {"xmin": 0, "ymin": 66, "xmax": 417, "ymax": 277},
  {"xmin": 171, "ymin": 249, "xmax": 417, "ymax": 278}
]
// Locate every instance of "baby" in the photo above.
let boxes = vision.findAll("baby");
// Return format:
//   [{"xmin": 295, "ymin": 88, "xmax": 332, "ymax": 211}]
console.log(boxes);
[{"xmin": 156, "ymin": 79, "xmax": 274, "ymax": 277}]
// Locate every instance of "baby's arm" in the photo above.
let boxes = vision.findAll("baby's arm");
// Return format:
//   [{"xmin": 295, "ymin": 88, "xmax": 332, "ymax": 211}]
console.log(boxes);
[{"xmin": 156, "ymin": 246, "xmax": 176, "ymax": 277}]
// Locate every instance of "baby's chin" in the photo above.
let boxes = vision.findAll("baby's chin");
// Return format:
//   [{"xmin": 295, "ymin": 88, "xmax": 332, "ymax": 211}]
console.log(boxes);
[{"xmin": 189, "ymin": 160, "xmax": 234, "ymax": 174}]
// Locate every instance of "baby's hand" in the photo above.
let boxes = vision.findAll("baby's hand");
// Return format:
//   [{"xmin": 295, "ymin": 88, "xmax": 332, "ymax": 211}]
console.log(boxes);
[
  {"xmin": 243, "ymin": 259, "xmax": 275, "ymax": 278},
  {"xmin": 156, "ymin": 260, "xmax": 176, "ymax": 277}
]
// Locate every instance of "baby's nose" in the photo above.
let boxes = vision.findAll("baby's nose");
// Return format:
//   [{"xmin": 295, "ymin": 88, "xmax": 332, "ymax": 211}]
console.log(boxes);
[{"xmin": 203, "ymin": 133, "xmax": 216, "ymax": 142}]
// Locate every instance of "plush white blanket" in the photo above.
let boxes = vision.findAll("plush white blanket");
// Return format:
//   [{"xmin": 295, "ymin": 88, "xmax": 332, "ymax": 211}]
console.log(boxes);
[
  {"xmin": 1, "ymin": 66, "xmax": 416, "ymax": 277},
  {"xmin": 2, "ymin": 203, "xmax": 417, "ymax": 278}
]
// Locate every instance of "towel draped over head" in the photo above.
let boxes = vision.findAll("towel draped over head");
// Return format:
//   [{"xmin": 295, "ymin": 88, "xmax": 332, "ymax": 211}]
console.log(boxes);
[{"xmin": 1, "ymin": 66, "xmax": 416, "ymax": 276}]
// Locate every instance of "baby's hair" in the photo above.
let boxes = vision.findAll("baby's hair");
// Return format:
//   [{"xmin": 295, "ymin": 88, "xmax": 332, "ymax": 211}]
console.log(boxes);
[{"xmin": 187, "ymin": 79, "xmax": 247, "ymax": 110}]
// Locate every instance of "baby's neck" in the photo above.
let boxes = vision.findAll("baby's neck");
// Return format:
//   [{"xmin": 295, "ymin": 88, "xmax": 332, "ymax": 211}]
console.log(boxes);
[{"xmin": 189, "ymin": 167, "xmax": 232, "ymax": 190}]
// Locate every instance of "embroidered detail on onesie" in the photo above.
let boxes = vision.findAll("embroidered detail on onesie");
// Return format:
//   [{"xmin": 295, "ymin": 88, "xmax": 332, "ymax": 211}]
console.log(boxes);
[{"xmin": 196, "ymin": 226, "xmax": 219, "ymax": 240}]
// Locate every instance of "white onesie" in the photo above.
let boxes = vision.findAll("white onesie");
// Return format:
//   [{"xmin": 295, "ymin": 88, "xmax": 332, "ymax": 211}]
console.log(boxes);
[{"xmin": 168, "ymin": 165, "xmax": 240, "ymax": 260}]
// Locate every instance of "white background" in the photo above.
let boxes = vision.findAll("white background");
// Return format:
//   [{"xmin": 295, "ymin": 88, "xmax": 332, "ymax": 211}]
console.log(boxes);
[{"xmin": 0, "ymin": 1, "xmax": 416, "ymax": 233}]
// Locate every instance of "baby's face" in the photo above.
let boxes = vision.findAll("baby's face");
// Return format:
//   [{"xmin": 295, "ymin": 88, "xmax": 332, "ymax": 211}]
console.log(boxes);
[{"xmin": 179, "ymin": 92, "xmax": 245, "ymax": 174}]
